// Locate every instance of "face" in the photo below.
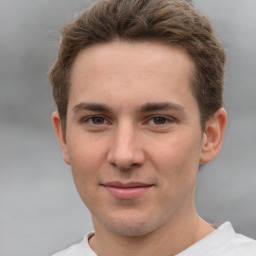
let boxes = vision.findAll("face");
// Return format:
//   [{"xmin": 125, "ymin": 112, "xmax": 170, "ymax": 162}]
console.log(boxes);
[{"xmin": 53, "ymin": 40, "xmax": 224, "ymax": 236}]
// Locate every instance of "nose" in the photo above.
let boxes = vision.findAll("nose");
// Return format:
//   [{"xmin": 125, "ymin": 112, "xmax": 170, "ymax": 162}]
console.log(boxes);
[{"xmin": 107, "ymin": 122, "xmax": 145, "ymax": 170}]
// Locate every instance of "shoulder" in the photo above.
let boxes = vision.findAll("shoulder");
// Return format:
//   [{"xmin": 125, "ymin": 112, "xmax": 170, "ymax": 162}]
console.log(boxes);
[
  {"xmin": 209, "ymin": 222, "xmax": 256, "ymax": 255},
  {"xmin": 52, "ymin": 232, "xmax": 96, "ymax": 256},
  {"xmin": 216, "ymin": 222, "xmax": 256, "ymax": 255},
  {"xmin": 223, "ymin": 232, "xmax": 256, "ymax": 255},
  {"xmin": 177, "ymin": 222, "xmax": 256, "ymax": 256},
  {"xmin": 52, "ymin": 243, "xmax": 81, "ymax": 256}
]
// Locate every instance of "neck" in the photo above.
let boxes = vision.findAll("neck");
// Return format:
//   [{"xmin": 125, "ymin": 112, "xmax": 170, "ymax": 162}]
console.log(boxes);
[{"xmin": 89, "ymin": 209, "xmax": 214, "ymax": 256}]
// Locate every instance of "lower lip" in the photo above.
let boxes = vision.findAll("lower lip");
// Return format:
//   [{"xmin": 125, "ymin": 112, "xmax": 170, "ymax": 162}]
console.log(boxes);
[{"xmin": 104, "ymin": 186, "xmax": 153, "ymax": 200}]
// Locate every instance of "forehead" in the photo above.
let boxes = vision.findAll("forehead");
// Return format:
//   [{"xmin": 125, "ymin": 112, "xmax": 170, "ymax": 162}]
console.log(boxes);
[
  {"xmin": 69, "ymin": 40, "xmax": 196, "ymax": 110},
  {"xmin": 71, "ymin": 40, "xmax": 194, "ymax": 79}
]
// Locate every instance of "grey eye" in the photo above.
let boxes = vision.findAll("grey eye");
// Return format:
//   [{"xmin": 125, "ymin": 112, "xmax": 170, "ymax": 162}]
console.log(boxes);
[
  {"xmin": 153, "ymin": 116, "xmax": 167, "ymax": 125},
  {"xmin": 91, "ymin": 116, "xmax": 105, "ymax": 125}
]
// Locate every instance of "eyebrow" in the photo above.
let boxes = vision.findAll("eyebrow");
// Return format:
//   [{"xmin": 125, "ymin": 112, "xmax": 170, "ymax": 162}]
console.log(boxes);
[
  {"xmin": 72, "ymin": 103, "xmax": 111, "ymax": 113},
  {"xmin": 139, "ymin": 102, "xmax": 185, "ymax": 112},
  {"xmin": 72, "ymin": 102, "xmax": 185, "ymax": 114}
]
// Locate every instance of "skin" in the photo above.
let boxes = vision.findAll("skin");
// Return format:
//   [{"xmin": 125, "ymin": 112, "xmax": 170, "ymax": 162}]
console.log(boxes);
[{"xmin": 52, "ymin": 40, "xmax": 227, "ymax": 256}]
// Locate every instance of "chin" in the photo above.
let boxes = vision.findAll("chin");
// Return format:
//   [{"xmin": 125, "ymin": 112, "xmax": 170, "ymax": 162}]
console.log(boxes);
[
  {"xmin": 98, "ymin": 212, "xmax": 165, "ymax": 237},
  {"xmin": 106, "ymin": 221, "xmax": 153, "ymax": 237}
]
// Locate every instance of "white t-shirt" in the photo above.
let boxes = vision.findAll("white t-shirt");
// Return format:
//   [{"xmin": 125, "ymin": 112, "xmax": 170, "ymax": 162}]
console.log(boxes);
[{"xmin": 52, "ymin": 222, "xmax": 256, "ymax": 256}]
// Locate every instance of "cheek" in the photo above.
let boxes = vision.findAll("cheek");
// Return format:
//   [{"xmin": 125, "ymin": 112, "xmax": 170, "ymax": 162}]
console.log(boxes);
[
  {"xmin": 66, "ymin": 136, "xmax": 103, "ymax": 205},
  {"xmin": 149, "ymin": 132, "xmax": 202, "ymax": 186},
  {"xmin": 66, "ymin": 133, "xmax": 106, "ymax": 186},
  {"xmin": 152, "ymin": 134, "xmax": 201, "ymax": 210},
  {"xmin": 150, "ymin": 132, "xmax": 201, "ymax": 164},
  {"xmin": 67, "ymin": 130, "xmax": 107, "ymax": 165}
]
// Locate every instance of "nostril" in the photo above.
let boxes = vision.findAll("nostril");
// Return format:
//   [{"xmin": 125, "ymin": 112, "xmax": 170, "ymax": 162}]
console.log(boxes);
[
  {"xmin": 109, "ymin": 158, "xmax": 144, "ymax": 171},
  {"xmin": 110, "ymin": 161, "xmax": 134, "ymax": 171},
  {"xmin": 119, "ymin": 163, "xmax": 141, "ymax": 171},
  {"xmin": 107, "ymin": 131, "xmax": 146, "ymax": 169}
]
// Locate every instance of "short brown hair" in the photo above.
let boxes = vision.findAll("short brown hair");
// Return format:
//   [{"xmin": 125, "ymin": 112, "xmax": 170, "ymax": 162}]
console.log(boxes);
[{"xmin": 48, "ymin": 0, "xmax": 226, "ymax": 130}]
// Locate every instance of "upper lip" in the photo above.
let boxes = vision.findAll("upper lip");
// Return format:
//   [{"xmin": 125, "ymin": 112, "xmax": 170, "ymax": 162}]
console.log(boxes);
[{"xmin": 102, "ymin": 181, "xmax": 153, "ymax": 188}]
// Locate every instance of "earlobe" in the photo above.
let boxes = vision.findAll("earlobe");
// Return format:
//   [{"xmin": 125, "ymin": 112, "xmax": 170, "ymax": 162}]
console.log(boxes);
[
  {"xmin": 200, "ymin": 108, "xmax": 227, "ymax": 163},
  {"xmin": 52, "ymin": 111, "xmax": 71, "ymax": 165}
]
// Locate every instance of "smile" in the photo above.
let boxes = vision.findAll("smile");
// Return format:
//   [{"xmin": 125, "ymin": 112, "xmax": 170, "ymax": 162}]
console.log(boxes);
[{"xmin": 102, "ymin": 182, "xmax": 154, "ymax": 200}]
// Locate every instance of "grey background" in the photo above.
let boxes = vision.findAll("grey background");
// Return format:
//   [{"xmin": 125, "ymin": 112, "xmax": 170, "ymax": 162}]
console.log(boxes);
[{"xmin": 0, "ymin": 0, "xmax": 255, "ymax": 255}]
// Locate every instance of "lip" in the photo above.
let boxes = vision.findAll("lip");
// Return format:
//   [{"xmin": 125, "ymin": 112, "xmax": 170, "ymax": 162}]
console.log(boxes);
[{"xmin": 102, "ymin": 181, "xmax": 154, "ymax": 200}]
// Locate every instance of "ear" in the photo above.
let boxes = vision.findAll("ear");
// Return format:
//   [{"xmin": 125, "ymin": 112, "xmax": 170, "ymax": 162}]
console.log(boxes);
[
  {"xmin": 200, "ymin": 108, "xmax": 227, "ymax": 163},
  {"xmin": 52, "ymin": 111, "xmax": 71, "ymax": 165}
]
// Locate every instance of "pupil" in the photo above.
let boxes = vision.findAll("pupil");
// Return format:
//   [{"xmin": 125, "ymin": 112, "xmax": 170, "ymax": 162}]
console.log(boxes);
[
  {"xmin": 93, "ymin": 117, "xmax": 104, "ymax": 124},
  {"xmin": 154, "ymin": 117, "xmax": 166, "ymax": 124}
]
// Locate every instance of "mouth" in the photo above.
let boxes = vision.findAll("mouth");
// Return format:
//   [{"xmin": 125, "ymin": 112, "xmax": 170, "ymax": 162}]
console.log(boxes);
[{"xmin": 101, "ymin": 181, "xmax": 154, "ymax": 200}]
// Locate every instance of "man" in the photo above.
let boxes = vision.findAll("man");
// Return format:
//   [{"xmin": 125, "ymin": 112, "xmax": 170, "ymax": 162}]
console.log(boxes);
[{"xmin": 48, "ymin": 0, "xmax": 256, "ymax": 255}]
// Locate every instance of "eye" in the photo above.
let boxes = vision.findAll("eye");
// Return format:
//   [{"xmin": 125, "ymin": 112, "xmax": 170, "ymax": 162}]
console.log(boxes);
[
  {"xmin": 147, "ymin": 115, "xmax": 173, "ymax": 125},
  {"xmin": 90, "ymin": 116, "xmax": 106, "ymax": 125},
  {"xmin": 81, "ymin": 116, "xmax": 108, "ymax": 125},
  {"xmin": 152, "ymin": 116, "xmax": 168, "ymax": 125}
]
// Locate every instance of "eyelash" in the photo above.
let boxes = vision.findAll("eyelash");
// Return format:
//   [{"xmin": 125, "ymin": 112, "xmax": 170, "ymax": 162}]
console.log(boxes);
[
  {"xmin": 80, "ymin": 115, "xmax": 176, "ymax": 127},
  {"xmin": 145, "ymin": 115, "xmax": 176, "ymax": 126},
  {"xmin": 81, "ymin": 115, "xmax": 110, "ymax": 126}
]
